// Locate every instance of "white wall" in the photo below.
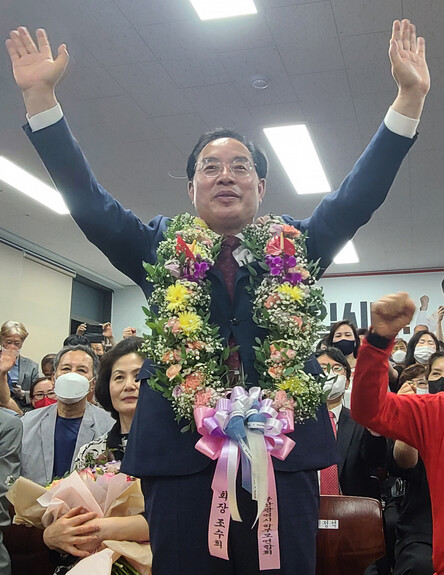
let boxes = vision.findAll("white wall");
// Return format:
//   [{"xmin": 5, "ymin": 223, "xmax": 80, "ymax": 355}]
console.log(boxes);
[
  {"xmin": 0, "ymin": 242, "xmax": 73, "ymax": 364},
  {"xmin": 319, "ymin": 271, "xmax": 444, "ymax": 337},
  {"xmin": 110, "ymin": 270, "xmax": 444, "ymax": 343},
  {"xmin": 111, "ymin": 285, "xmax": 148, "ymax": 341}
]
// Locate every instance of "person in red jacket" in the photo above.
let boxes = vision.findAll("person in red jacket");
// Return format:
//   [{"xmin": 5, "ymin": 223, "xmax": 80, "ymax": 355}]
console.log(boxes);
[{"xmin": 351, "ymin": 292, "xmax": 444, "ymax": 575}]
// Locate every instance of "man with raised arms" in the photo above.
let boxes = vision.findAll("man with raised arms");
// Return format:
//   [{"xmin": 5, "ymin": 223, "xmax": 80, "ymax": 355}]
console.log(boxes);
[{"xmin": 6, "ymin": 19, "xmax": 429, "ymax": 575}]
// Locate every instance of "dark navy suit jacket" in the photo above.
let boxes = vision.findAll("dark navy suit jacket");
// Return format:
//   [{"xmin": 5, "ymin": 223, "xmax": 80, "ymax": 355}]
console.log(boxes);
[
  {"xmin": 337, "ymin": 406, "xmax": 387, "ymax": 498},
  {"xmin": 25, "ymin": 118, "xmax": 416, "ymax": 478}
]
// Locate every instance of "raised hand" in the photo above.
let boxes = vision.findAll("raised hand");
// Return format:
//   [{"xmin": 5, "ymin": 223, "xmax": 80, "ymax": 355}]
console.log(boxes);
[
  {"xmin": 5, "ymin": 27, "xmax": 69, "ymax": 116},
  {"xmin": 390, "ymin": 19, "xmax": 430, "ymax": 95},
  {"xmin": 370, "ymin": 292, "xmax": 415, "ymax": 340},
  {"xmin": 0, "ymin": 347, "xmax": 18, "ymax": 374},
  {"xmin": 389, "ymin": 19, "xmax": 430, "ymax": 119}
]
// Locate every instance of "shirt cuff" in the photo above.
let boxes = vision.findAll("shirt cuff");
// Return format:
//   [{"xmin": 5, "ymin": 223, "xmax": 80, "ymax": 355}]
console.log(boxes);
[
  {"xmin": 366, "ymin": 331, "xmax": 392, "ymax": 350},
  {"xmin": 384, "ymin": 107, "xmax": 419, "ymax": 139},
  {"xmin": 27, "ymin": 103, "xmax": 63, "ymax": 132}
]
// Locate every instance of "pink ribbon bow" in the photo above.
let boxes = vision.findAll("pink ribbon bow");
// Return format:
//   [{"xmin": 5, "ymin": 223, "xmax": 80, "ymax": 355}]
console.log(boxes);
[{"xmin": 194, "ymin": 386, "xmax": 295, "ymax": 570}]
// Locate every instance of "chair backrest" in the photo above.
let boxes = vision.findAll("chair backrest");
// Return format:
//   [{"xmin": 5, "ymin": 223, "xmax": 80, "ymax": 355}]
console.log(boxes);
[
  {"xmin": 3, "ymin": 523, "xmax": 57, "ymax": 575},
  {"xmin": 316, "ymin": 495, "xmax": 385, "ymax": 575}
]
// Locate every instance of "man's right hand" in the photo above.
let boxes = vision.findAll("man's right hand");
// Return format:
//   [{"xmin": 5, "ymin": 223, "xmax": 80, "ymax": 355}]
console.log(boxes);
[
  {"xmin": 371, "ymin": 292, "xmax": 416, "ymax": 340},
  {"xmin": 5, "ymin": 27, "xmax": 69, "ymax": 116},
  {"xmin": 0, "ymin": 347, "xmax": 18, "ymax": 375}
]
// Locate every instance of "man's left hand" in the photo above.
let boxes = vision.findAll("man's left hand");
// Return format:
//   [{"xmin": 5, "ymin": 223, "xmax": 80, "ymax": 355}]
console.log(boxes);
[{"xmin": 390, "ymin": 19, "xmax": 430, "ymax": 97}]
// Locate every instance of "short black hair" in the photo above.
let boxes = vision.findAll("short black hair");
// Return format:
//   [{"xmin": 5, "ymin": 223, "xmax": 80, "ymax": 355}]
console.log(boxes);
[
  {"xmin": 63, "ymin": 334, "xmax": 91, "ymax": 347},
  {"xmin": 405, "ymin": 330, "xmax": 440, "ymax": 368},
  {"xmin": 95, "ymin": 337, "xmax": 145, "ymax": 420},
  {"xmin": 315, "ymin": 346, "xmax": 352, "ymax": 380},
  {"xmin": 186, "ymin": 128, "xmax": 268, "ymax": 180},
  {"xmin": 41, "ymin": 353, "xmax": 56, "ymax": 374},
  {"xmin": 325, "ymin": 320, "xmax": 360, "ymax": 358}
]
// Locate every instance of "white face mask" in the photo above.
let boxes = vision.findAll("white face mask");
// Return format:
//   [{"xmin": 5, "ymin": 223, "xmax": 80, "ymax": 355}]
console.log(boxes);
[
  {"xmin": 392, "ymin": 349, "xmax": 406, "ymax": 364},
  {"xmin": 54, "ymin": 372, "xmax": 91, "ymax": 404},
  {"xmin": 414, "ymin": 345, "xmax": 435, "ymax": 364},
  {"xmin": 416, "ymin": 386, "xmax": 429, "ymax": 395},
  {"xmin": 323, "ymin": 374, "xmax": 347, "ymax": 401}
]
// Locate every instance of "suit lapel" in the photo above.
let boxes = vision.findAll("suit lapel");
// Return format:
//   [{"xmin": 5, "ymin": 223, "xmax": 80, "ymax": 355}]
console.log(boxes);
[
  {"xmin": 41, "ymin": 406, "xmax": 58, "ymax": 483},
  {"xmin": 337, "ymin": 408, "xmax": 356, "ymax": 475},
  {"xmin": 73, "ymin": 405, "xmax": 95, "ymax": 467}
]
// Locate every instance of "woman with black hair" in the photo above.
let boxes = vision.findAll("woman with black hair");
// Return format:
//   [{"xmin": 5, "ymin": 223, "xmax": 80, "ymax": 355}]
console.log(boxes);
[
  {"xmin": 403, "ymin": 330, "xmax": 439, "ymax": 369},
  {"xmin": 42, "ymin": 337, "xmax": 149, "ymax": 565}
]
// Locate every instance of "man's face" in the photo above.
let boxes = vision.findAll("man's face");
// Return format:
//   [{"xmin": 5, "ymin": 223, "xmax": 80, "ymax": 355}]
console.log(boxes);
[
  {"xmin": 54, "ymin": 350, "xmax": 95, "ymax": 395},
  {"xmin": 1, "ymin": 333, "xmax": 23, "ymax": 352},
  {"xmin": 188, "ymin": 138, "xmax": 265, "ymax": 235},
  {"xmin": 317, "ymin": 353, "xmax": 349, "ymax": 386}
]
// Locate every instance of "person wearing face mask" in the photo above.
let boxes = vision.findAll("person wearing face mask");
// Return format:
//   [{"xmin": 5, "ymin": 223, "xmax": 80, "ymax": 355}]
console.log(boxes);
[
  {"xmin": 315, "ymin": 347, "xmax": 387, "ymax": 499},
  {"xmin": 325, "ymin": 320, "xmax": 360, "ymax": 408},
  {"xmin": 388, "ymin": 338, "xmax": 408, "ymax": 392},
  {"xmin": 351, "ymin": 292, "xmax": 444, "ymax": 575},
  {"xmin": 392, "ymin": 339, "xmax": 408, "ymax": 368},
  {"xmin": 41, "ymin": 338, "xmax": 149, "ymax": 572},
  {"xmin": 29, "ymin": 377, "xmax": 57, "ymax": 409},
  {"xmin": 426, "ymin": 351, "xmax": 444, "ymax": 394},
  {"xmin": 18, "ymin": 345, "xmax": 114, "ymax": 486},
  {"xmin": 403, "ymin": 330, "xmax": 439, "ymax": 369}
]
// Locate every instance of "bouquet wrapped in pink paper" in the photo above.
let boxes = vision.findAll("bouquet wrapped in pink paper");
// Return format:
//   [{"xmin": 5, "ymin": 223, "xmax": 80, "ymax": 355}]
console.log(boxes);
[{"xmin": 7, "ymin": 461, "xmax": 151, "ymax": 575}]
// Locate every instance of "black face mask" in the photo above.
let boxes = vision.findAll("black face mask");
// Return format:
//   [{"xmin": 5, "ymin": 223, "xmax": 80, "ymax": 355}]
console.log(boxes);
[
  {"xmin": 332, "ymin": 339, "xmax": 356, "ymax": 357},
  {"xmin": 428, "ymin": 377, "xmax": 444, "ymax": 395}
]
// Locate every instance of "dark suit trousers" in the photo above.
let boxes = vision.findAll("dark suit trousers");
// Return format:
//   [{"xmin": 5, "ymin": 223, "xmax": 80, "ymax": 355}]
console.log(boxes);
[
  {"xmin": 142, "ymin": 463, "xmax": 319, "ymax": 575},
  {"xmin": 393, "ymin": 541, "xmax": 433, "ymax": 575}
]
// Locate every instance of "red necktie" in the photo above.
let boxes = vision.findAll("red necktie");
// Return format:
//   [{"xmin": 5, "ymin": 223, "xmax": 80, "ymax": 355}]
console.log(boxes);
[
  {"xmin": 214, "ymin": 236, "xmax": 241, "ymax": 382},
  {"xmin": 320, "ymin": 412, "xmax": 341, "ymax": 495},
  {"xmin": 213, "ymin": 235, "xmax": 241, "ymax": 300}
]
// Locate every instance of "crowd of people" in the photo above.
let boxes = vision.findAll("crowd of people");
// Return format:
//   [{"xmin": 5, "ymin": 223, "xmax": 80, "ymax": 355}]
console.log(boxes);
[
  {"xmin": 0, "ymin": 320, "xmax": 149, "ymax": 573},
  {"xmin": 2, "ymin": 12, "xmax": 442, "ymax": 575},
  {"xmin": 1, "ymin": 298, "xmax": 442, "ymax": 574}
]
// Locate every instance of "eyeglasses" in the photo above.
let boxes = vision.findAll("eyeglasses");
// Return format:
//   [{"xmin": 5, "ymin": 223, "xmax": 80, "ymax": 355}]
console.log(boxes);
[
  {"xmin": 320, "ymin": 364, "xmax": 345, "ymax": 375},
  {"xmin": 195, "ymin": 158, "xmax": 256, "ymax": 178},
  {"xmin": 412, "ymin": 379, "xmax": 428, "ymax": 387},
  {"xmin": 33, "ymin": 391, "xmax": 57, "ymax": 400}
]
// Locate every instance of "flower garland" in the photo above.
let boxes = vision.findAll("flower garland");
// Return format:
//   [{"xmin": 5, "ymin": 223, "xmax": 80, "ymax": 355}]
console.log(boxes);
[{"xmin": 141, "ymin": 213, "xmax": 327, "ymax": 429}]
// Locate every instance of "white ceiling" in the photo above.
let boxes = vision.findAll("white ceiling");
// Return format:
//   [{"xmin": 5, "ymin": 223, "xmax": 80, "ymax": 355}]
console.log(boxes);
[{"xmin": 1, "ymin": 0, "xmax": 443, "ymax": 291}]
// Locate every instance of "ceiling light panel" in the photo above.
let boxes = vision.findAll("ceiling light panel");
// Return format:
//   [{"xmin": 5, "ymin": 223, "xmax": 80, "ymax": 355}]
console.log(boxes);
[
  {"xmin": 263, "ymin": 124, "xmax": 331, "ymax": 195},
  {"xmin": 0, "ymin": 156, "xmax": 69, "ymax": 215},
  {"xmin": 333, "ymin": 240, "xmax": 359, "ymax": 264},
  {"xmin": 190, "ymin": 0, "xmax": 257, "ymax": 21}
]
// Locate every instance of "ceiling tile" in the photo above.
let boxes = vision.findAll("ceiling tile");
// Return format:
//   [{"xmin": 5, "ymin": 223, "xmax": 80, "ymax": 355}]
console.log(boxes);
[
  {"xmin": 291, "ymin": 69, "xmax": 355, "ymax": 123},
  {"xmin": 265, "ymin": 2, "xmax": 344, "ymax": 75}
]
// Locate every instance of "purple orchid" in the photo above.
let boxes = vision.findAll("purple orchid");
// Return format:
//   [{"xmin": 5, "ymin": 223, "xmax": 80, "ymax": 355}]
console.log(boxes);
[
  {"xmin": 284, "ymin": 255, "xmax": 297, "ymax": 268},
  {"xmin": 284, "ymin": 271, "xmax": 303, "ymax": 285},
  {"xmin": 265, "ymin": 254, "xmax": 284, "ymax": 275}
]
